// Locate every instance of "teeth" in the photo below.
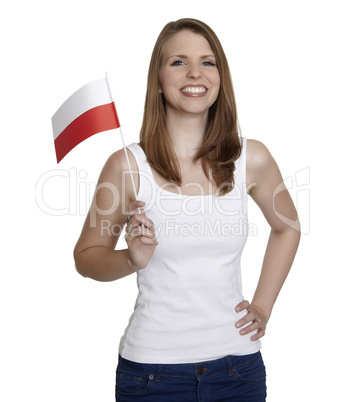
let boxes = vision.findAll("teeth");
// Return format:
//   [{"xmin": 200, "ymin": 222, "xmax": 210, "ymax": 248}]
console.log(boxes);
[{"xmin": 182, "ymin": 87, "xmax": 206, "ymax": 94}]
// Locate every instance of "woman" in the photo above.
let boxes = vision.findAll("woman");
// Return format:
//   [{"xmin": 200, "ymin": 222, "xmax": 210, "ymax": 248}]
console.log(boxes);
[{"xmin": 74, "ymin": 18, "xmax": 300, "ymax": 401}]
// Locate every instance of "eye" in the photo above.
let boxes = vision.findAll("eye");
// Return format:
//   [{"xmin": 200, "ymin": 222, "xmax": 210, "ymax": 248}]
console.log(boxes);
[
  {"xmin": 202, "ymin": 61, "xmax": 216, "ymax": 67},
  {"xmin": 171, "ymin": 60, "xmax": 186, "ymax": 66}
]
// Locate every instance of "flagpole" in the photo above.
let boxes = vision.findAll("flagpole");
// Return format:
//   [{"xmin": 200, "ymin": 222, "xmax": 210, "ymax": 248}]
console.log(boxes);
[{"xmin": 105, "ymin": 72, "xmax": 140, "ymax": 206}]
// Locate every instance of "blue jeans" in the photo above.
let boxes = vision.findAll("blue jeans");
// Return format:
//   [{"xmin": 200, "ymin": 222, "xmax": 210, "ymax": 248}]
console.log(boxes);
[{"xmin": 115, "ymin": 351, "xmax": 266, "ymax": 401}]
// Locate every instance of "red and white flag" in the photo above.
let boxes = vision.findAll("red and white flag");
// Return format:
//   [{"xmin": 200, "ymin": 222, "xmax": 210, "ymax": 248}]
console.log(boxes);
[{"xmin": 52, "ymin": 77, "xmax": 120, "ymax": 163}]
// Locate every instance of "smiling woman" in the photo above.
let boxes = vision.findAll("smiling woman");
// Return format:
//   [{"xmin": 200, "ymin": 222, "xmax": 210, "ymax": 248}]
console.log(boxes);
[
  {"xmin": 73, "ymin": 17, "xmax": 300, "ymax": 402},
  {"xmin": 159, "ymin": 30, "xmax": 220, "ymax": 116},
  {"xmin": 140, "ymin": 19, "xmax": 242, "ymax": 196}
]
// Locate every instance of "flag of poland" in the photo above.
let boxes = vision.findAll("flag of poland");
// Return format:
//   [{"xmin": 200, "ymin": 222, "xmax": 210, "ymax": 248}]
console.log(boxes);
[{"xmin": 52, "ymin": 77, "xmax": 120, "ymax": 163}]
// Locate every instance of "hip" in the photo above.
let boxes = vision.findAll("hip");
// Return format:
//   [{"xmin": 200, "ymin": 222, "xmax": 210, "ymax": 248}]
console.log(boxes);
[{"xmin": 115, "ymin": 351, "xmax": 266, "ymax": 401}]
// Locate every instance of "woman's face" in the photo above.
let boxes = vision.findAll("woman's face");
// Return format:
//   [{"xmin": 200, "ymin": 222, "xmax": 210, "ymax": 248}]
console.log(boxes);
[{"xmin": 159, "ymin": 30, "xmax": 220, "ymax": 119}]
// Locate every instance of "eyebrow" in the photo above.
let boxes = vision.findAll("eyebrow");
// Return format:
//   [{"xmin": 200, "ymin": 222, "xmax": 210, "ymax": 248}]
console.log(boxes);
[{"xmin": 167, "ymin": 54, "xmax": 216, "ymax": 60}]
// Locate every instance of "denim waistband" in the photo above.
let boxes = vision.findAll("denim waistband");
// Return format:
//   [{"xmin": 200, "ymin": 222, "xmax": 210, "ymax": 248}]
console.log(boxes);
[{"xmin": 118, "ymin": 352, "xmax": 262, "ymax": 380}]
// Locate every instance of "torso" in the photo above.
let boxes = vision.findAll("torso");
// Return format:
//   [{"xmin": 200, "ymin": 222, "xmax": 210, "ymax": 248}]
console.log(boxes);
[{"xmin": 119, "ymin": 140, "xmax": 262, "ymax": 363}]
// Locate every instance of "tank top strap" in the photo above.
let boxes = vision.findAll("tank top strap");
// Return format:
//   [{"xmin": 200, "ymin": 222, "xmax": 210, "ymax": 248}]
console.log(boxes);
[
  {"xmin": 126, "ymin": 143, "xmax": 153, "ymax": 177},
  {"xmin": 126, "ymin": 143, "xmax": 156, "ymax": 201},
  {"xmin": 234, "ymin": 137, "xmax": 247, "ymax": 184}
]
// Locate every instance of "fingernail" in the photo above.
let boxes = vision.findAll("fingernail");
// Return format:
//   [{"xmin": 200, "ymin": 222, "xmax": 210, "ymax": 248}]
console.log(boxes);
[
  {"xmin": 236, "ymin": 322, "xmax": 242, "ymax": 328},
  {"xmin": 235, "ymin": 306, "xmax": 241, "ymax": 312},
  {"xmin": 240, "ymin": 329, "xmax": 246, "ymax": 335}
]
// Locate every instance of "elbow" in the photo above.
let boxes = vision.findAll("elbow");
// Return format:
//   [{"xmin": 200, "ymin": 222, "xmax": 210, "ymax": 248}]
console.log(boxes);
[
  {"xmin": 274, "ymin": 212, "xmax": 301, "ymax": 238},
  {"xmin": 275, "ymin": 217, "xmax": 302, "ymax": 248},
  {"xmin": 292, "ymin": 215, "xmax": 302, "ymax": 245},
  {"xmin": 73, "ymin": 247, "xmax": 89, "ymax": 278},
  {"xmin": 75, "ymin": 264, "xmax": 89, "ymax": 278},
  {"xmin": 271, "ymin": 215, "xmax": 302, "ymax": 248}
]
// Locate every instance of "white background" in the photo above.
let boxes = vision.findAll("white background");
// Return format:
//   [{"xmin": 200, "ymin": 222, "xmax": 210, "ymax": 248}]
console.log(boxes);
[{"xmin": 1, "ymin": 0, "xmax": 344, "ymax": 400}]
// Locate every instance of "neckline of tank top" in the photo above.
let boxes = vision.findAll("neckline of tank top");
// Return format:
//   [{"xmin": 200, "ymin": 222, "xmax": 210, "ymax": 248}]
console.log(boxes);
[
  {"xmin": 128, "ymin": 143, "xmax": 241, "ymax": 199},
  {"xmin": 155, "ymin": 183, "xmax": 219, "ymax": 198}
]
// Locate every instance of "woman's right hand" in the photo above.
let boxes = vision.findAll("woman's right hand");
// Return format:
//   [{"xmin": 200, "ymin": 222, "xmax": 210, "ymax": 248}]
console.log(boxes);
[{"xmin": 125, "ymin": 200, "xmax": 158, "ymax": 271}]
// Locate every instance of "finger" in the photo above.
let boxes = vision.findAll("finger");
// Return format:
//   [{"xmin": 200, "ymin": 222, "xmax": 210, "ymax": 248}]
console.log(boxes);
[
  {"xmin": 235, "ymin": 300, "xmax": 250, "ymax": 313},
  {"xmin": 235, "ymin": 311, "xmax": 256, "ymax": 328},
  {"xmin": 127, "ymin": 224, "xmax": 156, "ymax": 239},
  {"xmin": 239, "ymin": 319, "xmax": 262, "ymax": 336},
  {"xmin": 129, "ymin": 214, "xmax": 155, "ymax": 230},
  {"xmin": 138, "ymin": 236, "xmax": 159, "ymax": 246},
  {"xmin": 250, "ymin": 327, "xmax": 265, "ymax": 341},
  {"xmin": 127, "ymin": 200, "xmax": 145, "ymax": 214},
  {"xmin": 125, "ymin": 230, "xmax": 158, "ymax": 245},
  {"xmin": 126, "ymin": 218, "xmax": 155, "ymax": 240}
]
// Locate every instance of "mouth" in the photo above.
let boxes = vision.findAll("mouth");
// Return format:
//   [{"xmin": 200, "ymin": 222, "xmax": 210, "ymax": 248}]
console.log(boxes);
[{"xmin": 180, "ymin": 85, "xmax": 208, "ymax": 97}]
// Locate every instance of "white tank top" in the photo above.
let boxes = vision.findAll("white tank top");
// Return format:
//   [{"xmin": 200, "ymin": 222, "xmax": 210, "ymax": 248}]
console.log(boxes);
[{"xmin": 118, "ymin": 138, "xmax": 261, "ymax": 364}]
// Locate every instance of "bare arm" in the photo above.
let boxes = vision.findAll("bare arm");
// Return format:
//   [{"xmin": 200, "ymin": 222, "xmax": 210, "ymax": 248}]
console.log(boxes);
[
  {"xmin": 73, "ymin": 149, "xmax": 158, "ymax": 282},
  {"xmin": 235, "ymin": 139, "xmax": 301, "ymax": 340}
]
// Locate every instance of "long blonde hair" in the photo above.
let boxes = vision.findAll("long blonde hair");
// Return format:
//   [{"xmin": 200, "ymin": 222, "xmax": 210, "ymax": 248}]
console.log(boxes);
[{"xmin": 140, "ymin": 18, "xmax": 242, "ymax": 196}]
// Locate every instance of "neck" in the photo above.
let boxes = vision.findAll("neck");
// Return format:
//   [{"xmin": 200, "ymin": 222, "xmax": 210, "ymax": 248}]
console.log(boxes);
[{"xmin": 166, "ymin": 109, "xmax": 208, "ymax": 160}]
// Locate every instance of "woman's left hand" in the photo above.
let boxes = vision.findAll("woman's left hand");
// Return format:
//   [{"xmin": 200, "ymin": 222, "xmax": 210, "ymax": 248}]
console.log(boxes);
[{"xmin": 235, "ymin": 300, "xmax": 268, "ymax": 341}]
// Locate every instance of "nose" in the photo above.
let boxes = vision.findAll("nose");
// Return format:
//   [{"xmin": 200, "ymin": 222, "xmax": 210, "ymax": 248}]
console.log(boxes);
[{"xmin": 186, "ymin": 62, "xmax": 202, "ymax": 79}]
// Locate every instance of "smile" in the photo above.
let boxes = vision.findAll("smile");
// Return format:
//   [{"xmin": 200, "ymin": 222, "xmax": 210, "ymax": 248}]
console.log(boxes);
[
  {"xmin": 181, "ymin": 86, "xmax": 207, "ymax": 94},
  {"xmin": 180, "ymin": 86, "xmax": 208, "ymax": 98}
]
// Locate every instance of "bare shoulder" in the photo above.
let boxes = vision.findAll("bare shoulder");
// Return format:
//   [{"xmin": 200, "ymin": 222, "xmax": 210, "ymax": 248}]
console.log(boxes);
[
  {"xmin": 102, "ymin": 148, "xmax": 129, "ymax": 172},
  {"xmin": 246, "ymin": 139, "xmax": 273, "ymax": 168},
  {"xmin": 246, "ymin": 139, "xmax": 279, "ymax": 194},
  {"xmin": 100, "ymin": 146, "xmax": 138, "ymax": 179},
  {"xmin": 98, "ymin": 146, "xmax": 139, "ymax": 202}
]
